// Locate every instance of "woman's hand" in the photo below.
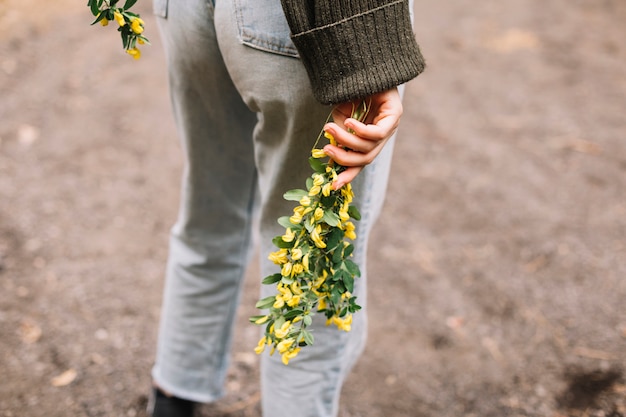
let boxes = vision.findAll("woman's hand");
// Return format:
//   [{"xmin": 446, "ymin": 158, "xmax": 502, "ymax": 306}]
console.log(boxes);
[{"xmin": 322, "ymin": 87, "xmax": 403, "ymax": 189}]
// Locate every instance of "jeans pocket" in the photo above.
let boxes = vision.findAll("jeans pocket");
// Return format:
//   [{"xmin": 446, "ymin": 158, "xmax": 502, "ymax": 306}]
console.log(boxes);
[
  {"xmin": 153, "ymin": 0, "xmax": 168, "ymax": 18},
  {"xmin": 234, "ymin": 0, "xmax": 298, "ymax": 58}
]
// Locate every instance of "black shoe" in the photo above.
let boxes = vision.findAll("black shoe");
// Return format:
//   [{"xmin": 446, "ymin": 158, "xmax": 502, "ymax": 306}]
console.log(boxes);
[{"xmin": 147, "ymin": 386, "xmax": 197, "ymax": 417}]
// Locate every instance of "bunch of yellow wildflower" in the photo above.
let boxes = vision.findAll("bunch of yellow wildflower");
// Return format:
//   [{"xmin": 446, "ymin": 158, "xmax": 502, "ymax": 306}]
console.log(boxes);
[
  {"xmin": 88, "ymin": 0, "xmax": 149, "ymax": 59},
  {"xmin": 251, "ymin": 100, "xmax": 371, "ymax": 365}
]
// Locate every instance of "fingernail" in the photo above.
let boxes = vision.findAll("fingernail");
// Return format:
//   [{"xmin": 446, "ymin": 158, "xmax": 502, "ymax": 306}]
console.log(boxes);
[{"xmin": 333, "ymin": 180, "xmax": 344, "ymax": 190}]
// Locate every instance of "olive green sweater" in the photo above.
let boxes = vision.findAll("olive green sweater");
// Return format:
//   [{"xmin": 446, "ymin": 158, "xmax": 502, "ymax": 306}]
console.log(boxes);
[{"xmin": 280, "ymin": 0, "xmax": 426, "ymax": 104}]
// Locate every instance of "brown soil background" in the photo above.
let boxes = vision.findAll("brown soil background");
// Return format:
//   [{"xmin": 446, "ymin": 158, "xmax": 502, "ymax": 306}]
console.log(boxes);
[{"xmin": 1, "ymin": 1, "xmax": 625, "ymax": 416}]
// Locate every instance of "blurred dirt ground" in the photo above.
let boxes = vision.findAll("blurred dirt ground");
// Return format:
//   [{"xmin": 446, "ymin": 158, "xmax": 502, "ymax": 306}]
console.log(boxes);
[{"xmin": 0, "ymin": 1, "xmax": 625, "ymax": 416}]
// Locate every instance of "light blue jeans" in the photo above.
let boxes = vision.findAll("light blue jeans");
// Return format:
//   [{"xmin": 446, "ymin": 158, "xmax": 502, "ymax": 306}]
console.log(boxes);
[{"xmin": 151, "ymin": 1, "xmax": 402, "ymax": 416}]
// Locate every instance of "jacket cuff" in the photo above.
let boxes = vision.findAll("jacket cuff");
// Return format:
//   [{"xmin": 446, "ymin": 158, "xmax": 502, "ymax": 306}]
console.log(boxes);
[{"xmin": 289, "ymin": 1, "xmax": 425, "ymax": 105}]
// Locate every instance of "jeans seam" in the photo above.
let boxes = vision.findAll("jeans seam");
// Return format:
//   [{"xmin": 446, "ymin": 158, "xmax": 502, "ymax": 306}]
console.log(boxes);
[{"xmin": 205, "ymin": 0, "xmax": 215, "ymax": 15}]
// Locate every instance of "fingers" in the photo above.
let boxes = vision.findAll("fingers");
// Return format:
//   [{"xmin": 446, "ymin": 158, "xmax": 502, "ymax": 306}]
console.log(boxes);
[
  {"xmin": 323, "ymin": 122, "xmax": 382, "ymax": 155},
  {"xmin": 320, "ymin": 88, "xmax": 403, "ymax": 189},
  {"xmin": 322, "ymin": 137, "xmax": 387, "ymax": 168},
  {"xmin": 332, "ymin": 166, "xmax": 363, "ymax": 190}
]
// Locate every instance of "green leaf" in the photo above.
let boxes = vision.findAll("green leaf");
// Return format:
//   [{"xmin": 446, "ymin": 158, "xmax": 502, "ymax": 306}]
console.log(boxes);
[
  {"xmin": 305, "ymin": 177, "xmax": 313, "ymax": 190},
  {"xmin": 277, "ymin": 216, "xmax": 293, "ymax": 229},
  {"xmin": 320, "ymin": 195, "xmax": 337, "ymax": 208},
  {"xmin": 255, "ymin": 296, "xmax": 276, "ymax": 310},
  {"xmin": 302, "ymin": 329, "xmax": 314, "ymax": 345},
  {"xmin": 274, "ymin": 316, "xmax": 285, "ymax": 331},
  {"xmin": 348, "ymin": 205, "xmax": 361, "ymax": 221},
  {"xmin": 343, "ymin": 244, "xmax": 354, "ymax": 258},
  {"xmin": 308, "ymin": 157, "xmax": 326, "ymax": 173},
  {"xmin": 123, "ymin": 0, "xmax": 138, "ymax": 10},
  {"xmin": 330, "ymin": 285, "xmax": 343, "ymax": 304},
  {"xmin": 332, "ymin": 268, "xmax": 344, "ymax": 282},
  {"xmin": 262, "ymin": 273, "xmax": 282, "ymax": 285},
  {"xmin": 344, "ymin": 259, "xmax": 361, "ymax": 277},
  {"xmin": 284, "ymin": 309, "xmax": 304, "ymax": 320},
  {"xmin": 283, "ymin": 189, "xmax": 308, "ymax": 201},
  {"xmin": 349, "ymin": 299, "xmax": 362, "ymax": 312},
  {"xmin": 303, "ymin": 315, "xmax": 313, "ymax": 326},
  {"xmin": 303, "ymin": 220, "xmax": 314, "ymax": 234},
  {"xmin": 325, "ymin": 228, "xmax": 344, "ymax": 251},
  {"xmin": 343, "ymin": 274, "xmax": 354, "ymax": 293},
  {"xmin": 322, "ymin": 210, "xmax": 340, "ymax": 227},
  {"xmin": 332, "ymin": 246, "xmax": 344, "ymax": 264},
  {"xmin": 89, "ymin": 0, "xmax": 101, "ymax": 16},
  {"xmin": 281, "ymin": 276, "xmax": 294, "ymax": 285},
  {"xmin": 90, "ymin": 11, "xmax": 107, "ymax": 25},
  {"xmin": 138, "ymin": 35, "xmax": 151, "ymax": 45}
]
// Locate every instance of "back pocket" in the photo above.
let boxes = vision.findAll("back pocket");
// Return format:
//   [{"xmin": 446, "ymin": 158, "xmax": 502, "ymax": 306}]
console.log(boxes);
[
  {"xmin": 153, "ymin": 0, "xmax": 168, "ymax": 18},
  {"xmin": 234, "ymin": 0, "xmax": 299, "ymax": 58}
]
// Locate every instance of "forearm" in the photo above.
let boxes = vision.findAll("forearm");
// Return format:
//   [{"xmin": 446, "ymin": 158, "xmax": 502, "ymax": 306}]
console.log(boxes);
[{"xmin": 280, "ymin": 0, "xmax": 426, "ymax": 104}]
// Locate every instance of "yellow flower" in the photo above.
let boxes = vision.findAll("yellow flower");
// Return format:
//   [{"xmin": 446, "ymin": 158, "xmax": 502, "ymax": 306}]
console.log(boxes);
[
  {"xmin": 282, "ymin": 228, "xmax": 295, "ymax": 243},
  {"xmin": 282, "ymin": 347, "xmax": 301, "ymax": 365},
  {"xmin": 313, "ymin": 174, "xmax": 325, "ymax": 187},
  {"xmin": 126, "ymin": 47, "xmax": 141, "ymax": 60},
  {"xmin": 254, "ymin": 336, "xmax": 267, "ymax": 354},
  {"xmin": 130, "ymin": 17, "xmax": 144, "ymax": 34},
  {"xmin": 287, "ymin": 295, "xmax": 301, "ymax": 307},
  {"xmin": 277, "ymin": 337, "xmax": 294, "ymax": 353},
  {"xmin": 289, "ymin": 212, "xmax": 303, "ymax": 224},
  {"xmin": 324, "ymin": 131, "xmax": 337, "ymax": 146},
  {"xmin": 275, "ymin": 322, "xmax": 292, "ymax": 339},
  {"xmin": 342, "ymin": 183, "xmax": 354, "ymax": 202},
  {"xmin": 332, "ymin": 314, "xmax": 353, "ymax": 332},
  {"xmin": 292, "ymin": 263, "xmax": 304, "ymax": 275},
  {"xmin": 311, "ymin": 149, "xmax": 326, "ymax": 158},
  {"xmin": 114, "ymin": 10, "xmax": 126, "ymax": 27},
  {"xmin": 277, "ymin": 284, "xmax": 293, "ymax": 300},
  {"xmin": 254, "ymin": 315, "xmax": 269, "ymax": 324},
  {"xmin": 312, "ymin": 270, "xmax": 327, "ymax": 289},
  {"xmin": 281, "ymin": 262, "xmax": 293, "ymax": 277},
  {"xmin": 291, "ymin": 248, "xmax": 303, "ymax": 260},
  {"xmin": 138, "ymin": 37, "xmax": 145, "ymax": 45},
  {"xmin": 268, "ymin": 248, "xmax": 288, "ymax": 265},
  {"xmin": 318, "ymin": 298, "xmax": 327, "ymax": 311},
  {"xmin": 311, "ymin": 225, "xmax": 326, "ymax": 249},
  {"xmin": 273, "ymin": 296, "xmax": 285, "ymax": 309},
  {"xmin": 322, "ymin": 182, "xmax": 332, "ymax": 197},
  {"xmin": 309, "ymin": 185, "xmax": 321, "ymax": 196},
  {"xmin": 291, "ymin": 281, "xmax": 303, "ymax": 295},
  {"xmin": 302, "ymin": 253, "xmax": 310, "ymax": 272},
  {"xmin": 344, "ymin": 222, "xmax": 356, "ymax": 240},
  {"xmin": 339, "ymin": 202, "xmax": 350, "ymax": 222},
  {"xmin": 299, "ymin": 196, "xmax": 311, "ymax": 207},
  {"xmin": 100, "ymin": 18, "xmax": 109, "ymax": 27}
]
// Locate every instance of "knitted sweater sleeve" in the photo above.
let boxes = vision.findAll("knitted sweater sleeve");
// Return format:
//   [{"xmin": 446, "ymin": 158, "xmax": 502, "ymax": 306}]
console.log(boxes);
[{"xmin": 280, "ymin": 0, "xmax": 426, "ymax": 105}]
